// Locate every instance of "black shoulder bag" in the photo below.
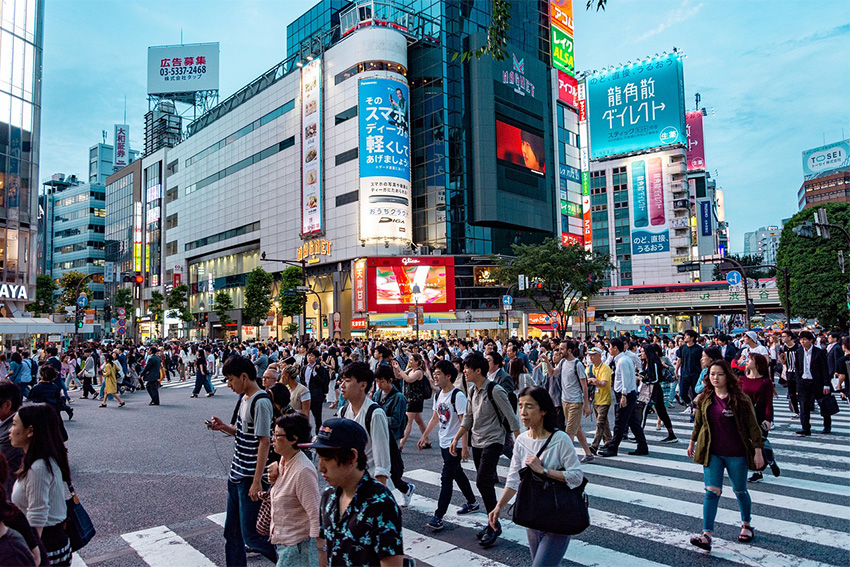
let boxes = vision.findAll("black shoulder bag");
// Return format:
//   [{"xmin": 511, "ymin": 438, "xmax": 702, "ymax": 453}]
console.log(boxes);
[{"xmin": 512, "ymin": 432, "xmax": 590, "ymax": 535}]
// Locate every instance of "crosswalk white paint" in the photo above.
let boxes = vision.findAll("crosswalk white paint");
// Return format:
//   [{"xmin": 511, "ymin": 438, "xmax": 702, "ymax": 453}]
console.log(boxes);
[
  {"xmin": 122, "ymin": 526, "xmax": 217, "ymax": 567},
  {"xmin": 70, "ymin": 553, "xmax": 88, "ymax": 567},
  {"xmin": 403, "ymin": 527, "xmax": 511, "ymax": 567}
]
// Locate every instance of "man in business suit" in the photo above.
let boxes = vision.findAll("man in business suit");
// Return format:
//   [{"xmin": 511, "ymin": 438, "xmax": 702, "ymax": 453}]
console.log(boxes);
[
  {"xmin": 826, "ymin": 332, "xmax": 843, "ymax": 383},
  {"xmin": 300, "ymin": 348, "xmax": 329, "ymax": 434},
  {"xmin": 716, "ymin": 334, "xmax": 738, "ymax": 364},
  {"xmin": 140, "ymin": 346, "xmax": 162, "ymax": 406},
  {"xmin": 796, "ymin": 331, "xmax": 832, "ymax": 435}
]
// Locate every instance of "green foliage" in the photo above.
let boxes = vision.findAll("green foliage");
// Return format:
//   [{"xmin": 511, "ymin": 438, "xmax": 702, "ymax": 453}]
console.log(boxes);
[
  {"xmin": 149, "ymin": 291, "xmax": 165, "ymax": 322},
  {"xmin": 26, "ymin": 274, "xmax": 57, "ymax": 314},
  {"xmin": 586, "ymin": 0, "xmax": 608, "ymax": 11},
  {"xmin": 166, "ymin": 284, "xmax": 193, "ymax": 336},
  {"xmin": 711, "ymin": 254, "xmax": 776, "ymax": 281},
  {"xmin": 58, "ymin": 271, "xmax": 91, "ymax": 307},
  {"xmin": 114, "ymin": 288, "xmax": 133, "ymax": 312},
  {"xmin": 776, "ymin": 203, "xmax": 850, "ymax": 330},
  {"xmin": 284, "ymin": 322, "xmax": 299, "ymax": 337},
  {"xmin": 496, "ymin": 238, "xmax": 611, "ymax": 337},
  {"xmin": 214, "ymin": 290, "xmax": 234, "ymax": 327},
  {"xmin": 277, "ymin": 266, "xmax": 305, "ymax": 318},
  {"xmin": 244, "ymin": 267, "xmax": 274, "ymax": 329}
]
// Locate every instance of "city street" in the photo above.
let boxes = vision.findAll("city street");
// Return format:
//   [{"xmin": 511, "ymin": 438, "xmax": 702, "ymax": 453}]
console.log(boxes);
[{"xmin": 66, "ymin": 380, "xmax": 850, "ymax": 567}]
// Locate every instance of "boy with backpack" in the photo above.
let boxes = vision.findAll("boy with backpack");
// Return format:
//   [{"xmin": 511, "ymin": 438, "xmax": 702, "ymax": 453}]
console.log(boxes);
[
  {"xmin": 449, "ymin": 352, "xmax": 520, "ymax": 549},
  {"xmin": 419, "ymin": 359, "xmax": 478, "ymax": 531}
]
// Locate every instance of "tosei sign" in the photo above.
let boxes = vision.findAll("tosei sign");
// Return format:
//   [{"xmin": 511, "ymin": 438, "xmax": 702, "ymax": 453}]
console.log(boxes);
[
  {"xmin": 147, "ymin": 43, "xmax": 219, "ymax": 96},
  {"xmin": 802, "ymin": 139, "xmax": 850, "ymax": 179}
]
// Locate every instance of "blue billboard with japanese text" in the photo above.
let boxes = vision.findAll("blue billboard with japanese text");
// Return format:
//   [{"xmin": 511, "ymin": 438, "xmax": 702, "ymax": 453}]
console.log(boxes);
[
  {"xmin": 586, "ymin": 53, "xmax": 686, "ymax": 159},
  {"xmin": 358, "ymin": 77, "xmax": 412, "ymax": 242}
]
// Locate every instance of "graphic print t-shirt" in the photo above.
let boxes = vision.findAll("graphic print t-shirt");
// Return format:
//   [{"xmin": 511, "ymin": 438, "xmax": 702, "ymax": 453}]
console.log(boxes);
[{"xmin": 435, "ymin": 388, "xmax": 466, "ymax": 449}]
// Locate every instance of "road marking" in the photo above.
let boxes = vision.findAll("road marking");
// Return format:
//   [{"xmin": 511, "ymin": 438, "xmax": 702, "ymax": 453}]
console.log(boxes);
[
  {"xmin": 122, "ymin": 526, "xmax": 217, "ymax": 567},
  {"xmin": 403, "ymin": 527, "xmax": 509, "ymax": 567},
  {"xmin": 659, "ymin": 424, "xmax": 850, "ymax": 453},
  {"xmin": 207, "ymin": 512, "xmax": 226, "ymax": 526},
  {"xmin": 71, "ymin": 554, "xmax": 88, "ymax": 567}
]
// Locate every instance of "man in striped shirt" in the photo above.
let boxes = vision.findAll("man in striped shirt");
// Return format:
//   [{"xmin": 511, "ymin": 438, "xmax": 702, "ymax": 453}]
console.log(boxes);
[{"xmin": 208, "ymin": 355, "xmax": 276, "ymax": 566}]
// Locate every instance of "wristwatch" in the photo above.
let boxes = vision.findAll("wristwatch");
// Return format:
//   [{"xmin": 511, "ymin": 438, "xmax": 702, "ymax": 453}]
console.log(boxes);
[{"xmin": 542, "ymin": 467, "xmax": 549, "ymax": 476}]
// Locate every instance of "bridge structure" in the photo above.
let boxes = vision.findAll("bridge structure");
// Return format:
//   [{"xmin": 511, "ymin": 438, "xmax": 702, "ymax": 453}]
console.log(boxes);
[{"xmin": 589, "ymin": 286, "xmax": 782, "ymax": 316}]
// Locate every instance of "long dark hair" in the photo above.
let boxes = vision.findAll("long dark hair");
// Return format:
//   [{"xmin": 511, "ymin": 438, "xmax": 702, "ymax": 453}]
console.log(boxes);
[
  {"xmin": 748, "ymin": 352, "xmax": 769, "ymax": 378},
  {"xmin": 518, "ymin": 386, "xmax": 557, "ymax": 433},
  {"xmin": 699, "ymin": 360, "xmax": 746, "ymax": 417},
  {"xmin": 17, "ymin": 404, "xmax": 71, "ymax": 483}
]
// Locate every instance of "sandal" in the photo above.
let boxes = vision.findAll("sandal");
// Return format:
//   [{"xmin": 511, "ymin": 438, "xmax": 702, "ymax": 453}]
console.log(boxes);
[
  {"xmin": 119, "ymin": 402, "xmax": 125, "ymax": 407},
  {"xmin": 689, "ymin": 533, "xmax": 712, "ymax": 551},
  {"xmin": 99, "ymin": 404, "xmax": 107, "ymax": 408},
  {"xmin": 738, "ymin": 525, "xmax": 754, "ymax": 543}
]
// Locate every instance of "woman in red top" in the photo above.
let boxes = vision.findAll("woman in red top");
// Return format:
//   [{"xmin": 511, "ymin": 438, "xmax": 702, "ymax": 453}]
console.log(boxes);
[{"xmin": 742, "ymin": 353, "xmax": 779, "ymax": 482}]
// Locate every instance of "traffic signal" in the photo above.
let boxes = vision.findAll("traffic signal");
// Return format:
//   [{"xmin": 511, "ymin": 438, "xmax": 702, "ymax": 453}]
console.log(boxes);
[
  {"xmin": 323, "ymin": 316, "xmax": 328, "ymax": 328},
  {"xmin": 846, "ymin": 283, "xmax": 850, "ymax": 310},
  {"xmin": 746, "ymin": 300, "xmax": 755, "ymax": 318},
  {"xmin": 75, "ymin": 304, "xmax": 84, "ymax": 328},
  {"xmin": 792, "ymin": 222, "xmax": 815, "ymax": 239},
  {"xmin": 104, "ymin": 305, "xmax": 112, "ymax": 321},
  {"xmin": 133, "ymin": 274, "xmax": 144, "ymax": 285},
  {"xmin": 499, "ymin": 313, "xmax": 505, "ymax": 325}
]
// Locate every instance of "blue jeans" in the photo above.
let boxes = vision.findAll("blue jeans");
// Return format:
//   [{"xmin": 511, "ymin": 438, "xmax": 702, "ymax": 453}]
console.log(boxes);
[
  {"xmin": 225, "ymin": 478, "xmax": 276, "ymax": 566},
  {"xmin": 527, "ymin": 529, "xmax": 571, "ymax": 566},
  {"xmin": 702, "ymin": 454, "xmax": 751, "ymax": 533},
  {"xmin": 275, "ymin": 539, "xmax": 318, "ymax": 567}
]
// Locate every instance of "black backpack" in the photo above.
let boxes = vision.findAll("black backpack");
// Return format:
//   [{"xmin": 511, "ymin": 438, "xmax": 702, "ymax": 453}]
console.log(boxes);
[{"xmin": 484, "ymin": 381, "xmax": 513, "ymax": 436}]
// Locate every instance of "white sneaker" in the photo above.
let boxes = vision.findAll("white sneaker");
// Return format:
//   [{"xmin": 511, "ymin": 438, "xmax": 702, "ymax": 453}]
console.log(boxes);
[
  {"xmin": 401, "ymin": 483, "xmax": 415, "ymax": 507},
  {"xmin": 681, "ymin": 408, "xmax": 692, "ymax": 414}
]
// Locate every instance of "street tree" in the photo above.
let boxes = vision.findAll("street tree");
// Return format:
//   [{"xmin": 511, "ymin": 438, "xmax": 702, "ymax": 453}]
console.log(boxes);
[
  {"xmin": 711, "ymin": 254, "xmax": 775, "ymax": 281},
  {"xmin": 149, "ymin": 290, "xmax": 165, "ymax": 337},
  {"xmin": 244, "ymin": 267, "xmax": 274, "ymax": 334},
  {"xmin": 166, "ymin": 284, "xmax": 194, "ymax": 337},
  {"xmin": 213, "ymin": 290, "xmax": 234, "ymax": 327},
  {"xmin": 496, "ymin": 238, "xmax": 611, "ymax": 338},
  {"xmin": 777, "ymin": 202, "xmax": 850, "ymax": 330},
  {"xmin": 114, "ymin": 288, "xmax": 133, "ymax": 313},
  {"xmin": 25, "ymin": 274, "xmax": 57, "ymax": 314},
  {"xmin": 58, "ymin": 271, "xmax": 91, "ymax": 308},
  {"xmin": 277, "ymin": 266, "xmax": 305, "ymax": 319}
]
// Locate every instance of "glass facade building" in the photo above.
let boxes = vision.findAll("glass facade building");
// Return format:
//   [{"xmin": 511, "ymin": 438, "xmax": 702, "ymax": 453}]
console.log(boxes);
[{"xmin": 0, "ymin": 0, "xmax": 42, "ymax": 314}]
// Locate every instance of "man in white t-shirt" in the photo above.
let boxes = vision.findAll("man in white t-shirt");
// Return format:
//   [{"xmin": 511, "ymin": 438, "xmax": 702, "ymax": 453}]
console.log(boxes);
[
  {"xmin": 419, "ymin": 359, "xmax": 478, "ymax": 531},
  {"xmin": 737, "ymin": 331, "xmax": 769, "ymax": 368}
]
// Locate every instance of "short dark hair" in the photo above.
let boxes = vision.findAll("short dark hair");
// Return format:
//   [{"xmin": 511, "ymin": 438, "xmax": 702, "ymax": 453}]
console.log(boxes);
[
  {"xmin": 222, "ymin": 355, "xmax": 257, "ymax": 382},
  {"xmin": 340, "ymin": 361, "xmax": 374, "ymax": 392},
  {"xmin": 374, "ymin": 365, "xmax": 394, "ymax": 383},
  {"xmin": 782, "ymin": 330, "xmax": 797, "ymax": 340},
  {"xmin": 268, "ymin": 383, "xmax": 291, "ymax": 409},
  {"xmin": 609, "ymin": 338, "xmax": 625, "ymax": 353},
  {"xmin": 39, "ymin": 366, "xmax": 57, "ymax": 382},
  {"xmin": 316, "ymin": 447, "xmax": 367, "ymax": 471},
  {"xmin": 799, "ymin": 331, "xmax": 815, "ymax": 341},
  {"xmin": 684, "ymin": 329, "xmax": 699, "ymax": 340},
  {"xmin": 0, "ymin": 380, "xmax": 21, "ymax": 413},
  {"xmin": 374, "ymin": 345, "xmax": 391, "ymax": 359},
  {"xmin": 518, "ymin": 386, "xmax": 557, "ymax": 433},
  {"xmin": 487, "ymin": 351, "xmax": 503, "ymax": 367},
  {"xmin": 275, "ymin": 413, "xmax": 311, "ymax": 449},
  {"xmin": 465, "ymin": 352, "xmax": 488, "ymax": 375},
  {"xmin": 434, "ymin": 359, "xmax": 457, "ymax": 380},
  {"xmin": 565, "ymin": 340, "xmax": 578, "ymax": 354}
]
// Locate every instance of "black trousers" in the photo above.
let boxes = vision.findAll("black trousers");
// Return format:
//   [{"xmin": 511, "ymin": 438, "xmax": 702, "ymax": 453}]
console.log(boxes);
[
  {"xmin": 472, "ymin": 443, "xmax": 503, "ymax": 514},
  {"xmin": 81, "ymin": 376, "xmax": 96, "ymax": 398},
  {"xmin": 310, "ymin": 398, "xmax": 324, "ymax": 435},
  {"xmin": 787, "ymin": 376, "xmax": 799, "ymax": 414},
  {"xmin": 798, "ymin": 380, "xmax": 830, "ymax": 433},
  {"xmin": 605, "ymin": 391, "xmax": 642, "ymax": 453},
  {"xmin": 145, "ymin": 380, "xmax": 160, "ymax": 405},
  {"xmin": 642, "ymin": 383, "xmax": 674, "ymax": 434}
]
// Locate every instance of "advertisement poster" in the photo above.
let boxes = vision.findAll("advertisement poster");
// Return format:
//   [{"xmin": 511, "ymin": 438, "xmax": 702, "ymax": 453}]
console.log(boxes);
[
  {"xmin": 301, "ymin": 59, "xmax": 323, "ymax": 235},
  {"xmin": 586, "ymin": 53, "xmax": 686, "ymax": 159},
  {"xmin": 114, "ymin": 124, "xmax": 129, "ymax": 168},
  {"xmin": 685, "ymin": 111, "xmax": 705, "ymax": 171},
  {"xmin": 358, "ymin": 78, "xmax": 412, "ymax": 241},
  {"xmin": 147, "ymin": 43, "xmax": 219, "ymax": 96},
  {"xmin": 354, "ymin": 259, "xmax": 367, "ymax": 312},
  {"xmin": 550, "ymin": 25, "xmax": 575, "ymax": 76},
  {"xmin": 557, "ymin": 70, "xmax": 578, "ymax": 108},
  {"xmin": 367, "ymin": 257, "xmax": 455, "ymax": 313},
  {"xmin": 550, "ymin": 0, "xmax": 573, "ymax": 35},
  {"xmin": 630, "ymin": 157, "xmax": 670, "ymax": 255},
  {"xmin": 699, "ymin": 199, "xmax": 712, "ymax": 236},
  {"xmin": 496, "ymin": 120, "xmax": 545, "ymax": 174},
  {"xmin": 802, "ymin": 139, "xmax": 850, "ymax": 179}
]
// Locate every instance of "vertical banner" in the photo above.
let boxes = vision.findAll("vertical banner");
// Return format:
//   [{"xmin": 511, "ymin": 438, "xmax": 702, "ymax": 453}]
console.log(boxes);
[
  {"xmin": 699, "ymin": 199, "xmax": 712, "ymax": 236},
  {"xmin": 630, "ymin": 157, "xmax": 670, "ymax": 255},
  {"xmin": 358, "ymin": 77, "xmax": 412, "ymax": 242},
  {"xmin": 133, "ymin": 201, "xmax": 143, "ymax": 272},
  {"xmin": 648, "ymin": 157, "xmax": 665, "ymax": 226},
  {"xmin": 550, "ymin": 0, "xmax": 573, "ymax": 35},
  {"xmin": 301, "ymin": 59, "xmax": 323, "ymax": 235},
  {"xmin": 686, "ymin": 111, "xmax": 705, "ymax": 171},
  {"xmin": 578, "ymin": 80, "xmax": 591, "ymax": 250},
  {"xmin": 114, "ymin": 125, "xmax": 129, "ymax": 169},
  {"xmin": 631, "ymin": 160, "xmax": 648, "ymax": 227},
  {"xmin": 354, "ymin": 259, "xmax": 367, "ymax": 312}
]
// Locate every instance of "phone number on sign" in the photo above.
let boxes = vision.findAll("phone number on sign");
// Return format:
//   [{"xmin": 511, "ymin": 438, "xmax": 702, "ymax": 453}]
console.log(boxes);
[{"xmin": 159, "ymin": 65, "xmax": 207, "ymax": 76}]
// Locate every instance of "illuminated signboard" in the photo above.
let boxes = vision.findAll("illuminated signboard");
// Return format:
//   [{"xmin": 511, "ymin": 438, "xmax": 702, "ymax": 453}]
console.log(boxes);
[
  {"xmin": 586, "ymin": 53, "xmax": 686, "ymax": 159},
  {"xmin": 561, "ymin": 233, "xmax": 584, "ymax": 247},
  {"xmin": 147, "ymin": 43, "xmax": 220, "ymax": 96},
  {"xmin": 686, "ymin": 111, "xmax": 706, "ymax": 171},
  {"xmin": 296, "ymin": 239, "xmax": 333, "ymax": 263},
  {"xmin": 496, "ymin": 120, "xmax": 545, "ymax": 175},
  {"xmin": 502, "ymin": 53, "xmax": 536, "ymax": 97},
  {"xmin": 550, "ymin": 25, "xmax": 575, "ymax": 76},
  {"xmin": 557, "ymin": 71, "xmax": 578, "ymax": 108},
  {"xmin": 802, "ymin": 139, "xmax": 850, "ymax": 179},
  {"xmin": 0, "ymin": 284, "xmax": 27, "ymax": 300},
  {"xmin": 630, "ymin": 156, "xmax": 670, "ymax": 255},
  {"xmin": 354, "ymin": 259, "xmax": 367, "ymax": 312},
  {"xmin": 133, "ymin": 201, "xmax": 143, "ymax": 272},
  {"xmin": 114, "ymin": 124, "xmax": 129, "ymax": 168},
  {"xmin": 301, "ymin": 58, "xmax": 323, "ymax": 235},
  {"xmin": 351, "ymin": 318, "xmax": 368, "ymax": 330},
  {"xmin": 367, "ymin": 257, "xmax": 455, "ymax": 313},
  {"xmin": 550, "ymin": 0, "xmax": 573, "ymax": 35},
  {"xmin": 473, "ymin": 266, "xmax": 499, "ymax": 286}
]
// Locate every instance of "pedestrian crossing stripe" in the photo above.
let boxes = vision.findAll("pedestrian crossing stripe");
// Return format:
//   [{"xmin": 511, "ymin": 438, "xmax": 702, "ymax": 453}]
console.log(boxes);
[
  {"xmin": 122, "ymin": 526, "xmax": 217, "ymax": 567},
  {"xmin": 403, "ymin": 527, "xmax": 512, "ymax": 567}
]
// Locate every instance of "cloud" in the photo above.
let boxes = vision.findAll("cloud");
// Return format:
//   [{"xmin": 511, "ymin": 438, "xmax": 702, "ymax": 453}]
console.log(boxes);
[{"xmin": 636, "ymin": 0, "xmax": 704, "ymax": 41}]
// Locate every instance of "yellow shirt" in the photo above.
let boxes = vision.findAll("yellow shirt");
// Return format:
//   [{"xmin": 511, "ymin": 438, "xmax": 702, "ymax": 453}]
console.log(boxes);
[{"xmin": 587, "ymin": 362, "xmax": 612, "ymax": 406}]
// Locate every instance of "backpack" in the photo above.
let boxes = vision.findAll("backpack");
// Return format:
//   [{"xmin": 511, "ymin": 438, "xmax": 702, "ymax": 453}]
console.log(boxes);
[
  {"xmin": 484, "ymin": 381, "xmax": 513, "ymax": 436},
  {"xmin": 229, "ymin": 391, "xmax": 272, "ymax": 427},
  {"xmin": 341, "ymin": 402, "xmax": 404, "ymax": 482},
  {"xmin": 449, "ymin": 388, "xmax": 462, "ymax": 415}
]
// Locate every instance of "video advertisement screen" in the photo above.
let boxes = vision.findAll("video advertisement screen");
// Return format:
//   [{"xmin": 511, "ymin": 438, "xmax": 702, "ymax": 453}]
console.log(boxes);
[{"xmin": 496, "ymin": 120, "xmax": 545, "ymax": 175}]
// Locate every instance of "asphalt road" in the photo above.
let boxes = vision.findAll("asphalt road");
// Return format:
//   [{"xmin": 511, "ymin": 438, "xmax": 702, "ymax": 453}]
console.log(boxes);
[{"xmin": 65, "ymin": 378, "xmax": 850, "ymax": 567}]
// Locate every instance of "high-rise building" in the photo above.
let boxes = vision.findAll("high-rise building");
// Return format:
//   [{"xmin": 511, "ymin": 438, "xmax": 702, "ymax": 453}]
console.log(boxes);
[
  {"xmin": 88, "ymin": 142, "xmax": 139, "ymax": 184},
  {"xmin": 742, "ymin": 225, "xmax": 781, "ymax": 265},
  {"xmin": 798, "ymin": 139, "xmax": 850, "ymax": 210},
  {"xmin": 0, "ymin": 0, "xmax": 44, "ymax": 315}
]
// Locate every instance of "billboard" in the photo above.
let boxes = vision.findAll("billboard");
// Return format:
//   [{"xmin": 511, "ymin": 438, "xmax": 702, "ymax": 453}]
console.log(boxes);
[
  {"xmin": 699, "ymin": 199, "xmax": 712, "ymax": 236},
  {"xmin": 586, "ymin": 53, "xmax": 686, "ymax": 159},
  {"xmin": 630, "ymin": 156, "xmax": 670, "ymax": 255},
  {"xmin": 301, "ymin": 59, "xmax": 323, "ymax": 235},
  {"xmin": 114, "ymin": 124, "xmax": 129, "ymax": 169},
  {"xmin": 358, "ymin": 77, "xmax": 412, "ymax": 242},
  {"xmin": 147, "ymin": 43, "xmax": 219, "ymax": 96},
  {"xmin": 496, "ymin": 120, "xmax": 545, "ymax": 175},
  {"xmin": 367, "ymin": 257, "xmax": 455, "ymax": 313},
  {"xmin": 550, "ymin": 0, "xmax": 573, "ymax": 35},
  {"xmin": 803, "ymin": 139, "xmax": 850, "ymax": 179},
  {"xmin": 557, "ymin": 71, "xmax": 578, "ymax": 108},
  {"xmin": 354, "ymin": 259, "xmax": 367, "ymax": 312},
  {"xmin": 550, "ymin": 25, "xmax": 575, "ymax": 76},
  {"xmin": 686, "ymin": 111, "xmax": 705, "ymax": 171}
]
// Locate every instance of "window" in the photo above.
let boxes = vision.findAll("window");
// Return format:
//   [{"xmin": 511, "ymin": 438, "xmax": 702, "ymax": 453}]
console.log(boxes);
[
  {"xmin": 334, "ymin": 61, "xmax": 407, "ymax": 85},
  {"xmin": 166, "ymin": 213, "xmax": 178, "ymax": 230},
  {"xmin": 335, "ymin": 148, "xmax": 358, "ymax": 166},
  {"xmin": 335, "ymin": 106, "xmax": 357, "ymax": 125},
  {"xmin": 185, "ymin": 137, "xmax": 295, "ymax": 196},
  {"xmin": 166, "ymin": 186, "xmax": 178, "ymax": 204},
  {"xmin": 185, "ymin": 222, "xmax": 260, "ymax": 251},
  {"xmin": 335, "ymin": 190, "xmax": 358, "ymax": 206},
  {"xmin": 166, "ymin": 241, "xmax": 178, "ymax": 256}
]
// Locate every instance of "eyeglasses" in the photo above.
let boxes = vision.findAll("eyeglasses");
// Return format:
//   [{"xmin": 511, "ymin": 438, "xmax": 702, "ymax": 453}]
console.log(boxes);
[{"xmin": 272, "ymin": 433, "xmax": 291, "ymax": 440}]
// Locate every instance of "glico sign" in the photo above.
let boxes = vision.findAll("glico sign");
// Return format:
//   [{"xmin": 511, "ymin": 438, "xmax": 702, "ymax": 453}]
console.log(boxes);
[{"xmin": 502, "ymin": 53, "xmax": 536, "ymax": 98}]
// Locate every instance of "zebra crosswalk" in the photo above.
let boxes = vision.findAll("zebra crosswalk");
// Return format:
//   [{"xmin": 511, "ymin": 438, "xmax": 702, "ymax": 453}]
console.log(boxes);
[{"xmin": 72, "ymin": 396, "xmax": 849, "ymax": 567}]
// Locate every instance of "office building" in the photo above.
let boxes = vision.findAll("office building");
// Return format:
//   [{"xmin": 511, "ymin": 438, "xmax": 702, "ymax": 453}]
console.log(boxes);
[
  {"xmin": 743, "ymin": 225, "xmax": 781, "ymax": 265},
  {"xmin": 89, "ymin": 142, "xmax": 139, "ymax": 185},
  {"xmin": 798, "ymin": 139, "xmax": 850, "ymax": 210}
]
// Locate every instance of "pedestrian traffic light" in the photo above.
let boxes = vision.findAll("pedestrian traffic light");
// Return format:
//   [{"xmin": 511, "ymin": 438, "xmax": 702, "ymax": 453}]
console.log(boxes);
[
  {"xmin": 323, "ymin": 316, "xmax": 328, "ymax": 328},
  {"xmin": 846, "ymin": 283, "xmax": 850, "ymax": 310},
  {"xmin": 499, "ymin": 314, "xmax": 505, "ymax": 325},
  {"xmin": 104, "ymin": 305, "xmax": 112, "ymax": 321},
  {"xmin": 747, "ymin": 300, "xmax": 755, "ymax": 318}
]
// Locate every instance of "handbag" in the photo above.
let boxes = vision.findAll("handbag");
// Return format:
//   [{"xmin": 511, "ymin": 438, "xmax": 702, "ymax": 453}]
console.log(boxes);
[
  {"xmin": 817, "ymin": 394, "xmax": 840, "ymax": 417},
  {"xmin": 256, "ymin": 491, "xmax": 271, "ymax": 536},
  {"xmin": 637, "ymin": 381, "xmax": 653, "ymax": 405},
  {"xmin": 512, "ymin": 433, "xmax": 591, "ymax": 535},
  {"xmin": 65, "ymin": 483, "xmax": 96, "ymax": 551}
]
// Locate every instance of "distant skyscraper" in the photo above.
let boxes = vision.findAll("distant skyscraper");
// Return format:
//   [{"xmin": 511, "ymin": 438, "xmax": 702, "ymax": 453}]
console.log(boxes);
[{"xmin": 0, "ymin": 0, "xmax": 44, "ymax": 315}]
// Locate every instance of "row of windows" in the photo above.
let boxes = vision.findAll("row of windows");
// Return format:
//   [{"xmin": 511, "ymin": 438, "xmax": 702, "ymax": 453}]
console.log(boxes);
[
  {"xmin": 54, "ymin": 241, "xmax": 104, "ymax": 254},
  {"xmin": 55, "ymin": 191, "xmax": 105, "ymax": 208},
  {"xmin": 184, "ymin": 100, "xmax": 295, "ymax": 168},
  {"xmin": 56, "ymin": 208, "xmax": 105, "ymax": 222},
  {"xmin": 185, "ymin": 221, "xmax": 260, "ymax": 252},
  {"xmin": 54, "ymin": 257, "xmax": 105, "ymax": 269},
  {"xmin": 334, "ymin": 60, "xmax": 407, "ymax": 86},
  {"xmin": 55, "ymin": 225, "xmax": 104, "ymax": 238},
  {"xmin": 185, "ymin": 137, "xmax": 295, "ymax": 196}
]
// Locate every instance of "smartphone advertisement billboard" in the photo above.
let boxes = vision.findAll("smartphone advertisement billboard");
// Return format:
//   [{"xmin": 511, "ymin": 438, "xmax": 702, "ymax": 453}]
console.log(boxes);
[
  {"xmin": 367, "ymin": 257, "xmax": 455, "ymax": 313},
  {"xmin": 586, "ymin": 53, "xmax": 686, "ymax": 159}
]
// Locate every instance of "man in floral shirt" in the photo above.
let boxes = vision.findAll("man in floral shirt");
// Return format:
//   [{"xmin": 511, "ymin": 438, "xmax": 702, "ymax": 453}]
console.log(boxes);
[{"xmin": 302, "ymin": 418, "xmax": 404, "ymax": 567}]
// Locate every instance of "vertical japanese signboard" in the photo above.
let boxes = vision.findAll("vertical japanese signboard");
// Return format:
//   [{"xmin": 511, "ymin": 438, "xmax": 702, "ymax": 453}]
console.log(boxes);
[
  {"xmin": 686, "ymin": 111, "xmax": 705, "ymax": 171},
  {"xmin": 114, "ymin": 124, "xmax": 129, "ymax": 168},
  {"xmin": 358, "ymin": 77, "xmax": 412, "ymax": 242},
  {"xmin": 578, "ymin": 80, "xmax": 591, "ymax": 251},
  {"xmin": 629, "ymin": 156, "xmax": 670, "ymax": 255},
  {"xmin": 586, "ymin": 53, "xmax": 686, "ymax": 159},
  {"xmin": 550, "ymin": 0, "xmax": 574, "ymax": 76},
  {"xmin": 133, "ymin": 201, "xmax": 143, "ymax": 272},
  {"xmin": 354, "ymin": 259, "xmax": 367, "ymax": 312},
  {"xmin": 557, "ymin": 71, "xmax": 578, "ymax": 108},
  {"xmin": 301, "ymin": 59, "xmax": 323, "ymax": 235}
]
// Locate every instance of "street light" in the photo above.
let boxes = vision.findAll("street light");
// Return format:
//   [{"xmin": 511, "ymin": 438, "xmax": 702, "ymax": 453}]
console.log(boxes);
[{"xmin": 412, "ymin": 283, "xmax": 421, "ymax": 341}]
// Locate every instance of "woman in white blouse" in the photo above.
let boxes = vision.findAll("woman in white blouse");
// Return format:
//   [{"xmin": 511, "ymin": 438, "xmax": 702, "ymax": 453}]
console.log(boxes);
[{"xmin": 488, "ymin": 386, "xmax": 583, "ymax": 567}]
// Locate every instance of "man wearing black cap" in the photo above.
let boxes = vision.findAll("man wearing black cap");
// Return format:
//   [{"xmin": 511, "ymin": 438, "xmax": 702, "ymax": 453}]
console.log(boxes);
[{"xmin": 302, "ymin": 418, "xmax": 404, "ymax": 567}]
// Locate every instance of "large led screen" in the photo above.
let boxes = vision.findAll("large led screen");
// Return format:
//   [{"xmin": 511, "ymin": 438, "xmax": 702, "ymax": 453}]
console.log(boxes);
[
  {"xmin": 496, "ymin": 120, "xmax": 545, "ymax": 175},
  {"xmin": 367, "ymin": 257, "xmax": 455, "ymax": 313}
]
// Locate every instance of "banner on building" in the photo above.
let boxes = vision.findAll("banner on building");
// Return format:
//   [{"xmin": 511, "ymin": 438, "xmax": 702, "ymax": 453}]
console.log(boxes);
[
  {"xmin": 147, "ymin": 43, "xmax": 220, "ymax": 96},
  {"xmin": 358, "ymin": 77, "xmax": 412, "ymax": 242},
  {"xmin": 802, "ymin": 139, "xmax": 850, "ymax": 179},
  {"xmin": 699, "ymin": 199, "xmax": 712, "ymax": 236},
  {"xmin": 630, "ymin": 156, "xmax": 670, "ymax": 255},
  {"xmin": 114, "ymin": 125, "xmax": 129, "ymax": 168},
  {"xmin": 685, "ymin": 111, "xmax": 705, "ymax": 171},
  {"xmin": 354, "ymin": 259, "xmax": 367, "ymax": 312},
  {"xmin": 301, "ymin": 59, "xmax": 323, "ymax": 235}
]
